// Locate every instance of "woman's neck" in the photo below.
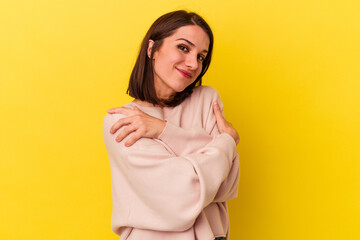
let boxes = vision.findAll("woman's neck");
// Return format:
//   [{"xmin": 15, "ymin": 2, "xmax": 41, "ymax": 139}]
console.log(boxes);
[{"xmin": 132, "ymin": 99, "xmax": 162, "ymax": 108}]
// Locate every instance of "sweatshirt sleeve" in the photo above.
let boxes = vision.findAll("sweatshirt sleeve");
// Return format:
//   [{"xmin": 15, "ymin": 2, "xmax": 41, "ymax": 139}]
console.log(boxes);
[
  {"xmin": 103, "ymin": 113, "xmax": 237, "ymax": 233},
  {"xmin": 158, "ymin": 86, "xmax": 225, "ymax": 156},
  {"xmin": 156, "ymin": 86, "xmax": 240, "ymax": 203},
  {"xmin": 157, "ymin": 122, "xmax": 214, "ymax": 156}
]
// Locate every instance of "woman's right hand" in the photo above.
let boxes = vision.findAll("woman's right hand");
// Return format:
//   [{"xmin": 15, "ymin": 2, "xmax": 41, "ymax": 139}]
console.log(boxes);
[
  {"xmin": 107, "ymin": 106, "xmax": 166, "ymax": 147},
  {"xmin": 213, "ymin": 102, "xmax": 239, "ymax": 145}
]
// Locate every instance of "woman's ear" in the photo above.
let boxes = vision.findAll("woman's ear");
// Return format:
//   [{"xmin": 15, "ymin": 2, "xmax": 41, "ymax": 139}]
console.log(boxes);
[{"xmin": 147, "ymin": 39, "xmax": 154, "ymax": 59}]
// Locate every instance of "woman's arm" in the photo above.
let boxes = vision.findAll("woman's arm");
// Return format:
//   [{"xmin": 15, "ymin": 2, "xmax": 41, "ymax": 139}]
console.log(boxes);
[
  {"xmin": 107, "ymin": 102, "xmax": 239, "ymax": 154},
  {"xmin": 103, "ymin": 113, "xmax": 238, "ymax": 232}
]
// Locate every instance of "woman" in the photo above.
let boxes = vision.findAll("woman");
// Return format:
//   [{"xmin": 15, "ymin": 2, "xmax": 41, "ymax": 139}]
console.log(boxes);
[{"xmin": 103, "ymin": 10, "xmax": 240, "ymax": 240}]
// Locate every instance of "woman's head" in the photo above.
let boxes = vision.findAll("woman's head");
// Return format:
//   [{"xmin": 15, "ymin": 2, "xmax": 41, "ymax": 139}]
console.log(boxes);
[{"xmin": 127, "ymin": 10, "xmax": 214, "ymax": 107}]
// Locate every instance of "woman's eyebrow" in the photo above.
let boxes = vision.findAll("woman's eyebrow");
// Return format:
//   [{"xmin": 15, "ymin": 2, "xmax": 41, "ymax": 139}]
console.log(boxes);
[{"xmin": 176, "ymin": 38, "xmax": 208, "ymax": 53}]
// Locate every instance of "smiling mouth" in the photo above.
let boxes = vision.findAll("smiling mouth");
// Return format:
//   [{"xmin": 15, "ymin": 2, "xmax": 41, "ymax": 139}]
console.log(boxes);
[{"xmin": 176, "ymin": 68, "xmax": 192, "ymax": 78}]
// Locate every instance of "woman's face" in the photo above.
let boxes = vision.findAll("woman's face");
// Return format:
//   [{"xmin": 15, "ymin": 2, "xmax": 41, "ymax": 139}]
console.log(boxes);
[{"xmin": 148, "ymin": 25, "xmax": 210, "ymax": 100}]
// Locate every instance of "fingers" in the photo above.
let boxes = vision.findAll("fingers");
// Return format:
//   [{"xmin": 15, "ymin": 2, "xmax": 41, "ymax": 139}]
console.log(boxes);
[
  {"xmin": 115, "ymin": 123, "xmax": 137, "ymax": 143},
  {"xmin": 115, "ymin": 125, "xmax": 144, "ymax": 147},
  {"xmin": 113, "ymin": 117, "xmax": 144, "ymax": 146},
  {"xmin": 212, "ymin": 102, "xmax": 223, "ymax": 118},
  {"xmin": 110, "ymin": 117, "xmax": 133, "ymax": 134},
  {"xmin": 213, "ymin": 102, "xmax": 240, "ymax": 145},
  {"xmin": 109, "ymin": 108, "xmax": 147, "ymax": 146},
  {"xmin": 115, "ymin": 119, "xmax": 145, "ymax": 147},
  {"xmin": 213, "ymin": 102, "xmax": 225, "ymax": 127},
  {"xmin": 124, "ymin": 131, "xmax": 143, "ymax": 147},
  {"xmin": 109, "ymin": 107, "xmax": 146, "ymax": 134},
  {"xmin": 107, "ymin": 107, "xmax": 126, "ymax": 114},
  {"xmin": 107, "ymin": 106, "xmax": 140, "ymax": 115},
  {"xmin": 107, "ymin": 106, "xmax": 163, "ymax": 147}
]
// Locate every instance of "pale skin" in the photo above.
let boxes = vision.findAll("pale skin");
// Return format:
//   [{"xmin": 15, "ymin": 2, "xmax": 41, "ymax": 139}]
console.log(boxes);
[{"xmin": 108, "ymin": 25, "xmax": 239, "ymax": 146}]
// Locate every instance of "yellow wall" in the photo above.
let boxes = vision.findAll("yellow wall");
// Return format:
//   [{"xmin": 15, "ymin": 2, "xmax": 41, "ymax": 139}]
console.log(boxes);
[{"xmin": 1, "ymin": 0, "xmax": 359, "ymax": 239}]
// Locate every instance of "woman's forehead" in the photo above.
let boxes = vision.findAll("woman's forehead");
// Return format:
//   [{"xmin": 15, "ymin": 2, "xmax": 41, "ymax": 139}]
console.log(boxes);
[{"xmin": 167, "ymin": 25, "xmax": 210, "ymax": 51}]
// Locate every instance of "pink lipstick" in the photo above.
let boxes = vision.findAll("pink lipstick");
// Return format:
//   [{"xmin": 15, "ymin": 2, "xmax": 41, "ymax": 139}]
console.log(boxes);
[{"xmin": 176, "ymin": 68, "xmax": 192, "ymax": 78}]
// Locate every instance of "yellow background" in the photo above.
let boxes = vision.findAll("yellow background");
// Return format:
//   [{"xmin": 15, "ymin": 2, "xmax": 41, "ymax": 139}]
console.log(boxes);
[{"xmin": 1, "ymin": 0, "xmax": 359, "ymax": 239}]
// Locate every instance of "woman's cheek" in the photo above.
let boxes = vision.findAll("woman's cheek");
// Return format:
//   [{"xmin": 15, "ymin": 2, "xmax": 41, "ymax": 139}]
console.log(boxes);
[{"xmin": 172, "ymin": 50, "xmax": 185, "ymax": 62}]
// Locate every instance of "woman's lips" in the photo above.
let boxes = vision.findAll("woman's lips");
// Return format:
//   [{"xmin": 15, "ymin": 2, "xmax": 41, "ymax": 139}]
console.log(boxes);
[{"xmin": 176, "ymin": 68, "xmax": 192, "ymax": 78}]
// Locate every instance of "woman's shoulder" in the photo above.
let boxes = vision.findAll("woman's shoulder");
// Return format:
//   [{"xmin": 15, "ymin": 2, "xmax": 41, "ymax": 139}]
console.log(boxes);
[
  {"xmin": 103, "ymin": 113, "xmax": 122, "ymax": 131},
  {"xmin": 103, "ymin": 102, "xmax": 133, "ymax": 127},
  {"xmin": 189, "ymin": 85, "xmax": 221, "ymax": 103}
]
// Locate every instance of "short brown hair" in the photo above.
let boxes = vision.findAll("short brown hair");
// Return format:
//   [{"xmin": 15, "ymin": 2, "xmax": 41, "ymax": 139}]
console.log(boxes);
[{"xmin": 127, "ymin": 10, "xmax": 214, "ymax": 107}]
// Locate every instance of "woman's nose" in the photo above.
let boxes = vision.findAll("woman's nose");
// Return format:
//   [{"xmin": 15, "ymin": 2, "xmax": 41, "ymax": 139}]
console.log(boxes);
[{"xmin": 185, "ymin": 54, "xmax": 199, "ymax": 70}]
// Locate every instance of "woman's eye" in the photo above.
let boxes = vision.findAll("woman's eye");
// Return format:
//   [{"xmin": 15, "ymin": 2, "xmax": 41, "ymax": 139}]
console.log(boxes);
[
  {"xmin": 198, "ymin": 55, "xmax": 205, "ymax": 62},
  {"xmin": 177, "ymin": 45, "xmax": 189, "ymax": 52}
]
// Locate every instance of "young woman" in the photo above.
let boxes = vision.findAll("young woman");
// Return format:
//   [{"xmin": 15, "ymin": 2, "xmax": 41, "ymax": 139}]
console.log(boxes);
[{"xmin": 103, "ymin": 10, "xmax": 240, "ymax": 240}]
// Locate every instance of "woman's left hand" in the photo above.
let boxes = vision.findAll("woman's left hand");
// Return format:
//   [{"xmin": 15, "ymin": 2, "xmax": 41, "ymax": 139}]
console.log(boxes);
[
  {"xmin": 213, "ymin": 102, "xmax": 240, "ymax": 145},
  {"xmin": 107, "ymin": 107, "xmax": 166, "ymax": 147}
]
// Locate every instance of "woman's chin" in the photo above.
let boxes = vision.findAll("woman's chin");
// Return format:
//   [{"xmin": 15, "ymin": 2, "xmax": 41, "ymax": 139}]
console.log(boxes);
[{"xmin": 173, "ymin": 83, "xmax": 192, "ymax": 93}]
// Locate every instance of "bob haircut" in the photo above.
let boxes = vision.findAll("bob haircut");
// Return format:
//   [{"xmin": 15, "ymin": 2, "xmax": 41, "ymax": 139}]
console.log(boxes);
[{"xmin": 127, "ymin": 10, "xmax": 214, "ymax": 107}]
